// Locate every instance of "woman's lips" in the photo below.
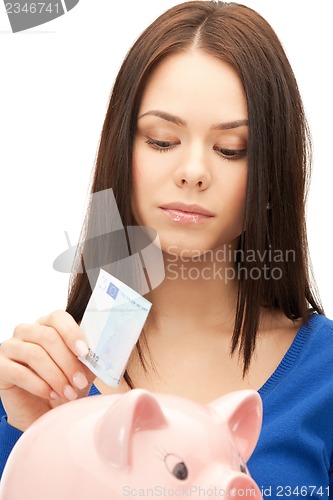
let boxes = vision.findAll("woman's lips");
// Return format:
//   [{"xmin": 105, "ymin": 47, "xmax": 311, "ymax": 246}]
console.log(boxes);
[{"xmin": 159, "ymin": 203, "xmax": 215, "ymax": 224}]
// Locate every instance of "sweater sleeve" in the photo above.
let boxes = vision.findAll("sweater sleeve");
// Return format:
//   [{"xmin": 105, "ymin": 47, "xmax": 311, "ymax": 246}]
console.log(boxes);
[{"xmin": 0, "ymin": 399, "xmax": 23, "ymax": 480}]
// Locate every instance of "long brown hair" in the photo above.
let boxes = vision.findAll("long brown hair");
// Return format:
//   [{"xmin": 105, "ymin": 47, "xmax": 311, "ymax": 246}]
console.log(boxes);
[{"xmin": 66, "ymin": 1, "xmax": 323, "ymax": 380}]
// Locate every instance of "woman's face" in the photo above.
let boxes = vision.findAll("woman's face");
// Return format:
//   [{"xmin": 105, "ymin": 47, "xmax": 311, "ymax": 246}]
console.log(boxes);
[{"xmin": 132, "ymin": 49, "xmax": 248, "ymax": 257}]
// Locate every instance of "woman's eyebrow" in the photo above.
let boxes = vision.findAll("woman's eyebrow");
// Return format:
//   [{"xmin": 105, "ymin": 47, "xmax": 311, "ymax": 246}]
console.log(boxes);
[
  {"xmin": 138, "ymin": 110, "xmax": 185, "ymax": 126},
  {"xmin": 137, "ymin": 110, "xmax": 248, "ymax": 130},
  {"xmin": 211, "ymin": 119, "xmax": 248, "ymax": 130}
]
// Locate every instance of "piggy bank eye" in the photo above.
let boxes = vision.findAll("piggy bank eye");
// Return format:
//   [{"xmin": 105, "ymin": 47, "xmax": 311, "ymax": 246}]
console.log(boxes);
[
  {"xmin": 165, "ymin": 454, "xmax": 188, "ymax": 480},
  {"xmin": 172, "ymin": 462, "xmax": 188, "ymax": 480}
]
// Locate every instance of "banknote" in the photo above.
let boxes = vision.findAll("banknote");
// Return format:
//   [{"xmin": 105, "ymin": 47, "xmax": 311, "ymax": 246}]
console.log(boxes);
[{"xmin": 78, "ymin": 268, "xmax": 152, "ymax": 387}]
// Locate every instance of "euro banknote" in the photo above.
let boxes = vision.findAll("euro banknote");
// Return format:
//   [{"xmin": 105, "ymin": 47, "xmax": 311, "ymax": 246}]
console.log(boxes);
[{"xmin": 78, "ymin": 268, "xmax": 152, "ymax": 387}]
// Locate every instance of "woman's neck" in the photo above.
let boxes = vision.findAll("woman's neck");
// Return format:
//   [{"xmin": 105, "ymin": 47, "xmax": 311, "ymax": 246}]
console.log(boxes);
[{"xmin": 144, "ymin": 245, "xmax": 240, "ymax": 335}]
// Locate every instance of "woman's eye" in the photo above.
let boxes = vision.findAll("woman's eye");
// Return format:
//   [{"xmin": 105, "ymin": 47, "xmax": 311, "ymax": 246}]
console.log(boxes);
[
  {"xmin": 214, "ymin": 147, "xmax": 247, "ymax": 160},
  {"xmin": 145, "ymin": 138, "xmax": 178, "ymax": 152}
]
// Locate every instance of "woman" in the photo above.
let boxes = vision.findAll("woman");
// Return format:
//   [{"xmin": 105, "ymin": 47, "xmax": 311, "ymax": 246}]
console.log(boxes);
[{"xmin": 1, "ymin": 1, "xmax": 332, "ymax": 497}]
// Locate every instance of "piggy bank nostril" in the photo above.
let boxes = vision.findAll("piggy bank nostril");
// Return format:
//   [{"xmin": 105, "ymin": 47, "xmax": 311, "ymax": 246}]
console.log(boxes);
[{"xmin": 240, "ymin": 464, "xmax": 247, "ymax": 474}]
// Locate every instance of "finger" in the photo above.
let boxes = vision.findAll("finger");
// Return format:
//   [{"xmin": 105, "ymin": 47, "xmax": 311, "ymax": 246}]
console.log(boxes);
[
  {"xmin": 8, "ymin": 324, "xmax": 93, "ymax": 401},
  {"xmin": 0, "ymin": 354, "xmax": 56, "ymax": 401},
  {"xmin": 0, "ymin": 338, "xmax": 81, "ymax": 401},
  {"xmin": 14, "ymin": 311, "xmax": 94, "ymax": 393},
  {"xmin": 35, "ymin": 310, "xmax": 89, "ymax": 357},
  {"xmin": 13, "ymin": 312, "xmax": 95, "ymax": 394}
]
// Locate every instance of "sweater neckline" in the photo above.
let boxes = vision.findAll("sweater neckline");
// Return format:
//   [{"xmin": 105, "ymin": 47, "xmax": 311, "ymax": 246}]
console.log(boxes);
[{"xmin": 258, "ymin": 312, "xmax": 320, "ymax": 398}]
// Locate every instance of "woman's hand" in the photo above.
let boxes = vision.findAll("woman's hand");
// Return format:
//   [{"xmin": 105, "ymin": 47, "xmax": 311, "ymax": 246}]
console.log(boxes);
[{"xmin": 0, "ymin": 310, "xmax": 95, "ymax": 431}]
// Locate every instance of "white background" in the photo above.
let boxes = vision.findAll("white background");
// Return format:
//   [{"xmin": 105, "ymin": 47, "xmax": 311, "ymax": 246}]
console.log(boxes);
[{"xmin": 0, "ymin": 1, "xmax": 332, "ymax": 342}]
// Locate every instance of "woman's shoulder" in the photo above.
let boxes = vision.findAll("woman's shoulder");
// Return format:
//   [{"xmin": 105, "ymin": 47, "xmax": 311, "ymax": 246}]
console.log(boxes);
[
  {"xmin": 270, "ymin": 310, "xmax": 333, "ymax": 347},
  {"xmin": 302, "ymin": 312, "xmax": 333, "ymax": 339},
  {"xmin": 283, "ymin": 312, "xmax": 333, "ymax": 387},
  {"xmin": 289, "ymin": 312, "xmax": 333, "ymax": 366}
]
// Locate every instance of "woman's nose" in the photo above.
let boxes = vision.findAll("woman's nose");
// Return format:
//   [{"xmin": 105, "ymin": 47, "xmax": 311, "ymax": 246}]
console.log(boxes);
[{"xmin": 174, "ymin": 147, "xmax": 211, "ymax": 191}]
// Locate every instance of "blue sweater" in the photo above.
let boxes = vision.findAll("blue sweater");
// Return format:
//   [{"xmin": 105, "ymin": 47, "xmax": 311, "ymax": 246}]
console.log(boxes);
[{"xmin": 1, "ymin": 313, "xmax": 333, "ymax": 498}]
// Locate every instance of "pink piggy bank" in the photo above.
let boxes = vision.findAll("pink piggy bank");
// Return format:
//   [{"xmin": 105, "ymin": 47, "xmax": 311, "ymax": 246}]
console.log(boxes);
[{"xmin": 0, "ymin": 389, "xmax": 263, "ymax": 499}]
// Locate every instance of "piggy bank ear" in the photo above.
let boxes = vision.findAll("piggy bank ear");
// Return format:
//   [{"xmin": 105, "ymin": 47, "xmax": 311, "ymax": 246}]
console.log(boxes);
[
  {"xmin": 208, "ymin": 390, "xmax": 262, "ymax": 461},
  {"xmin": 95, "ymin": 389, "xmax": 167, "ymax": 468}
]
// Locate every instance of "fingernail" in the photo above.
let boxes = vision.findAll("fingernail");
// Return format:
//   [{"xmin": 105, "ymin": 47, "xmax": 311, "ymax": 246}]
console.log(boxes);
[
  {"xmin": 72, "ymin": 371, "xmax": 89, "ymax": 390},
  {"xmin": 75, "ymin": 339, "xmax": 89, "ymax": 357},
  {"xmin": 49, "ymin": 391, "xmax": 60, "ymax": 400},
  {"xmin": 64, "ymin": 384, "xmax": 78, "ymax": 401}
]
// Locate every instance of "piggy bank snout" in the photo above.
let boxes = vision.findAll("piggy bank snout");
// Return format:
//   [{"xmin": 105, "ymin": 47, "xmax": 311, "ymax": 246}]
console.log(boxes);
[
  {"xmin": 224, "ymin": 472, "xmax": 262, "ymax": 499},
  {"xmin": 197, "ymin": 460, "xmax": 262, "ymax": 499}
]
